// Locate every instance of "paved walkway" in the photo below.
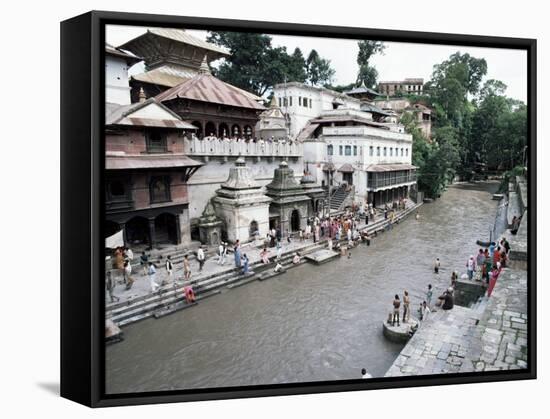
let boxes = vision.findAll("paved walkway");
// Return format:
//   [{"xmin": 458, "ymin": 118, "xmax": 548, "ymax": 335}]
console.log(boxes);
[{"xmin": 384, "ymin": 267, "xmax": 528, "ymax": 376}]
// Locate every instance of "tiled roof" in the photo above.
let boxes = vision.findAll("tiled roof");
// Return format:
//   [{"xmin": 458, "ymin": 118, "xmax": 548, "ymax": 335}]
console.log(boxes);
[
  {"xmin": 105, "ymin": 99, "xmax": 197, "ymax": 130},
  {"xmin": 155, "ymin": 73, "xmax": 265, "ymax": 110},
  {"xmin": 106, "ymin": 154, "xmax": 203, "ymax": 170}
]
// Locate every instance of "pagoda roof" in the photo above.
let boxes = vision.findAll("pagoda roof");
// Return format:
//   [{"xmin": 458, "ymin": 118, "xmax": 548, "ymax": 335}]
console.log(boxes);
[
  {"xmin": 155, "ymin": 70, "xmax": 265, "ymax": 110},
  {"xmin": 118, "ymin": 28, "xmax": 230, "ymax": 60}
]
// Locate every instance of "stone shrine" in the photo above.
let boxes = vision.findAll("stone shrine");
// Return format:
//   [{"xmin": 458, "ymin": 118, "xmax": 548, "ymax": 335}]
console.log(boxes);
[{"xmin": 213, "ymin": 157, "xmax": 271, "ymax": 243}]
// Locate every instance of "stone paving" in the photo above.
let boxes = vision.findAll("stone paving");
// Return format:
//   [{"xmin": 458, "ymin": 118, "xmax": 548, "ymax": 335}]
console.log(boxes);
[{"xmin": 384, "ymin": 267, "xmax": 528, "ymax": 376}]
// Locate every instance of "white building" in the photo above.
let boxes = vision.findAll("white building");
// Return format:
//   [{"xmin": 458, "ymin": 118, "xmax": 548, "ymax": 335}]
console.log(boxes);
[
  {"xmin": 105, "ymin": 43, "xmax": 140, "ymax": 105},
  {"xmin": 301, "ymin": 108, "xmax": 416, "ymax": 209},
  {"xmin": 272, "ymin": 82, "xmax": 360, "ymax": 139}
]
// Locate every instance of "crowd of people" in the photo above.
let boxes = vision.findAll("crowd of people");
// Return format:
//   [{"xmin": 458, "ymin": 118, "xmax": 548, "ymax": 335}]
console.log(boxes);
[
  {"xmin": 187, "ymin": 133, "xmax": 296, "ymax": 146},
  {"xmin": 388, "ymin": 234, "xmax": 512, "ymax": 331},
  {"xmin": 107, "ymin": 198, "xmax": 410, "ymax": 304}
]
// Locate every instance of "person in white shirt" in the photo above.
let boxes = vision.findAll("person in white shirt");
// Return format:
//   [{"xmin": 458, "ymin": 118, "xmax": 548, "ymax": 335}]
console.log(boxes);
[
  {"xmin": 217, "ymin": 242, "xmax": 226, "ymax": 265},
  {"xmin": 148, "ymin": 262, "xmax": 159, "ymax": 293},
  {"xmin": 124, "ymin": 247, "xmax": 133, "ymax": 262},
  {"xmin": 419, "ymin": 301, "xmax": 431, "ymax": 321},
  {"xmin": 197, "ymin": 247, "xmax": 205, "ymax": 272}
]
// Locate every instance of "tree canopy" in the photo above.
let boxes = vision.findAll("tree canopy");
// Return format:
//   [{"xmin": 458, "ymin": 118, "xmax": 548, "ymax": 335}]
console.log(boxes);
[
  {"xmin": 404, "ymin": 52, "xmax": 526, "ymax": 197},
  {"xmin": 356, "ymin": 40, "xmax": 385, "ymax": 88},
  {"xmin": 206, "ymin": 32, "xmax": 335, "ymax": 96}
]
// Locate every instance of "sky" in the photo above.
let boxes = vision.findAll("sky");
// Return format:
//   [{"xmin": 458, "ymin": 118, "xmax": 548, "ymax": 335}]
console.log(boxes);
[{"xmin": 107, "ymin": 25, "xmax": 527, "ymax": 103}]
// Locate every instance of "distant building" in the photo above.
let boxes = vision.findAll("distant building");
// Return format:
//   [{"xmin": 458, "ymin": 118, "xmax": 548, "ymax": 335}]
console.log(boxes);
[
  {"xmin": 375, "ymin": 98, "xmax": 432, "ymax": 139},
  {"xmin": 272, "ymin": 82, "xmax": 360, "ymax": 139},
  {"xmin": 378, "ymin": 78, "xmax": 424, "ymax": 97}
]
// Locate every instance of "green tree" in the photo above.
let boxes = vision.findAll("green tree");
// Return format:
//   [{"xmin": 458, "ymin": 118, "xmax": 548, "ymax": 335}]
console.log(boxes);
[
  {"xmin": 356, "ymin": 40, "xmax": 385, "ymax": 88},
  {"xmin": 207, "ymin": 32, "xmax": 314, "ymax": 96},
  {"xmin": 306, "ymin": 49, "xmax": 335, "ymax": 86}
]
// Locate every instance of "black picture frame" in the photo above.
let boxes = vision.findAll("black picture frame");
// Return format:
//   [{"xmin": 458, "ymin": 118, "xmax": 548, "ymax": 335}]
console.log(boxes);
[{"xmin": 60, "ymin": 10, "xmax": 537, "ymax": 407}]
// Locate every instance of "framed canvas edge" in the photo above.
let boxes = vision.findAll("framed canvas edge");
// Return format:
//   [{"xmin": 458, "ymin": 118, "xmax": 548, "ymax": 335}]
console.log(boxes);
[{"xmin": 60, "ymin": 10, "xmax": 537, "ymax": 408}]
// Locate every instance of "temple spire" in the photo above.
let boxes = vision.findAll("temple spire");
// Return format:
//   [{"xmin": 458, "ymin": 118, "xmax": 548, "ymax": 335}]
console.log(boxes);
[{"xmin": 199, "ymin": 55, "xmax": 211, "ymax": 74}]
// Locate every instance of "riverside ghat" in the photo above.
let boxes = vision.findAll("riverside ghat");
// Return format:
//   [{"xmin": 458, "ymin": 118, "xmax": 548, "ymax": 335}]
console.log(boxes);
[{"xmin": 105, "ymin": 180, "xmax": 513, "ymax": 393}]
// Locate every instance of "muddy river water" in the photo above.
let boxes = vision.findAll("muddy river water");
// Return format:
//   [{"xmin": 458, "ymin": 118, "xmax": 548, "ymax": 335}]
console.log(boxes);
[{"xmin": 106, "ymin": 182, "xmax": 499, "ymax": 393}]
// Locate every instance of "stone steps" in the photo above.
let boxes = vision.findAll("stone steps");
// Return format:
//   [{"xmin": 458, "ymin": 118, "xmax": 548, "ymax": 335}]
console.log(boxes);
[{"xmin": 109, "ymin": 241, "xmax": 327, "ymax": 326}]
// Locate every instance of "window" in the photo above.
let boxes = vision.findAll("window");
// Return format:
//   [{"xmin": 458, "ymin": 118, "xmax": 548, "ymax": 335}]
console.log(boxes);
[
  {"xmin": 327, "ymin": 144, "xmax": 333, "ymax": 156},
  {"xmin": 146, "ymin": 132, "xmax": 167, "ymax": 153},
  {"xmin": 401, "ymin": 148, "xmax": 404, "ymax": 156},
  {"xmin": 339, "ymin": 145, "xmax": 343, "ymax": 156},
  {"xmin": 377, "ymin": 146, "xmax": 380, "ymax": 156},
  {"xmin": 150, "ymin": 176, "xmax": 171, "ymax": 203},
  {"xmin": 383, "ymin": 147, "xmax": 387, "ymax": 157},
  {"xmin": 289, "ymin": 96, "xmax": 293, "ymax": 106},
  {"xmin": 106, "ymin": 179, "xmax": 130, "ymax": 202},
  {"xmin": 369, "ymin": 146, "xmax": 374, "ymax": 156},
  {"xmin": 303, "ymin": 98, "xmax": 309, "ymax": 108},
  {"xmin": 406, "ymin": 148, "xmax": 409, "ymax": 157},
  {"xmin": 353, "ymin": 145, "xmax": 358, "ymax": 156},
  {"xmin": 345, "ymin": 145, "xmax": 352, "ymax": 156},
  {"xmin": 278, "ymin": 97, "xmax": 282, "ymax": 107},
  {"xmin": 283, "ymin": 98, "xmax": 288, "ymax": 106},
  {"xmin": 390, "ymin": 148, "xmax": 393, "ymax": 157},
  {"xmin": 309, "ymin": 98, "xmax": 312, "ymax": 108},
  {"xmin": 299, "ymin": 96, "xmax": 302, "ymax": 106}
]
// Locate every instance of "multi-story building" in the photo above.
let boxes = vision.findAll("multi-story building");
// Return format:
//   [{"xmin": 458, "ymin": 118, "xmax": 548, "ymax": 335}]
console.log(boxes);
[
  {"xmin": 105, "ymin": 44, "xmax": 202, "ymax": 249},
  {"xmin": 301, "ymin": 108, "xmax": 416, "ymax": 209},
  {"xmin": 117, "ymin": 28, "xmax": 234, "ymax": 103},
  {"xmin": 378, "ymin": 78, "xmax": 424, "ymax": 97},
  {"xmin": 272, "ymin": 82, "xmax": 360, "ymax": 139},
  {"xmin": 375, "ymin": 98, "xmax": 433, "ymax": 139}
]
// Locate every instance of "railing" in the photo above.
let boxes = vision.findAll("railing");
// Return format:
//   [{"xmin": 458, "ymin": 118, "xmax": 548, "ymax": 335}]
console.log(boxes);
[
  {"xmin": 183, "ymin": 138, "xmax": 303, "ymax": 157},
  {"xmin": 367, "ymin": 174, "xmax": 416, "ymax": 189},
  {"xmin": 322, "ymin": 126, "xmax": 412, "ymax": 142}
]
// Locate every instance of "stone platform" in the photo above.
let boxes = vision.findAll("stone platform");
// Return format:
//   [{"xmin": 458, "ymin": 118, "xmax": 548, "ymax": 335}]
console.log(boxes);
[
  {"xmin": 383, "ymin": 318, "xmax": 419, "ymax": 343},
  {"xmin": 304, "ymin": 249, "xmax": 341, "ymax": 264},
  {"xmin": 385, "ymin": 268, "xmax": 528, "ymax": 377}
]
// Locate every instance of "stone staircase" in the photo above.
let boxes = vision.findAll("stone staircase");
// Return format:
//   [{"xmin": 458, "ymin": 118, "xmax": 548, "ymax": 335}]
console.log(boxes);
[
  {"xmin": 329, "ymin": 187, "xmax": 352, "ymax": 211},
  {"xmin": 108, "ymin": 240, "xmax": 327, "ymax": 326}
]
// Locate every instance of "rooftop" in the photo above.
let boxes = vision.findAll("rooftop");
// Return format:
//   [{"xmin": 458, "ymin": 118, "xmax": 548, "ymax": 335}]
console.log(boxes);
[{"xmin": 155, "ymin": 60, "xmax": 264, "ymax": 110}]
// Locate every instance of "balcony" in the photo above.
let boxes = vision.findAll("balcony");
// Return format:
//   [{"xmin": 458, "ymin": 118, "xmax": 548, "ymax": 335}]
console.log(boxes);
[
  {"xmin": 183, "ymin": 138, "xmax": 303, "ymax": 158},
  {"xmin": 322, "ymin": 126, "xmax": 412, "ymax": 142}
]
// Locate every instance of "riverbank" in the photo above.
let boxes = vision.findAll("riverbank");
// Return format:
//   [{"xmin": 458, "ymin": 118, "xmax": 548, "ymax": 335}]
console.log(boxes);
[
  {"xmin": 385, "ymin": 177, "xmax": 529, "ymax": 376},
  {"xmin": 107, "ymin": 200, "xmax": 423, "ymax": 328}
]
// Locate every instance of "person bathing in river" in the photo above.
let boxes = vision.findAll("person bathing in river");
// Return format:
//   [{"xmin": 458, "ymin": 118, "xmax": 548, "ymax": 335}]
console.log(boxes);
[{"xmin": 434, "ymin": 258, "xmax": 440, "ymax": 274}]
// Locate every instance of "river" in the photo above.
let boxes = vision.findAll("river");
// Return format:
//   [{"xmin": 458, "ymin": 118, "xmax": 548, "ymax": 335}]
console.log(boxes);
[{"xmin": 106, "ymin": 181, "xmax": 499, "ymax": 393}]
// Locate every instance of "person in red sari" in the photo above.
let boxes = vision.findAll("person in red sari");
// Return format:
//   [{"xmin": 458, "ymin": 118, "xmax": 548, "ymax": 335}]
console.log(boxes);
[{"xmin": 487, "ymin": 265, "xmax": 502, "ymax": 297}]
